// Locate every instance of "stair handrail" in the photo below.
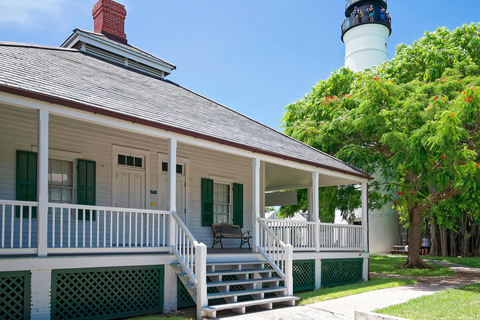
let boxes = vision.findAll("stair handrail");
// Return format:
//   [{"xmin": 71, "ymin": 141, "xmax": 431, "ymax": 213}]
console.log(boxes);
[
  {"xmin": 170, "ymin": 211, "xmax": 207, "ymax": 319},
  {"xmin": 170, "ymin": 211, "xmax": 202, "ymax": 285},
  {"xmin": 257, "ymin": 217, "xmax": 293, "ymax": 295}
]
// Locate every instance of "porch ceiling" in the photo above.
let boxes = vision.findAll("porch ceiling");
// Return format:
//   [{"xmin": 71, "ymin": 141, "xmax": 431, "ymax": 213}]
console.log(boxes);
[{"xmin": 265, "ymin": 162, "xmax": 362, "ymax": 191}]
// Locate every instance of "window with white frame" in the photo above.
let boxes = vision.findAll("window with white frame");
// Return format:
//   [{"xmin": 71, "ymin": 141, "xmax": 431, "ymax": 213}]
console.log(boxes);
[
  {"xmin": 48, "ymin": 159, "xmax": 74, "ymax": 203},
  {"xmin": 213, "ymin": 182, "xmax": 230, "ymax": 223}
]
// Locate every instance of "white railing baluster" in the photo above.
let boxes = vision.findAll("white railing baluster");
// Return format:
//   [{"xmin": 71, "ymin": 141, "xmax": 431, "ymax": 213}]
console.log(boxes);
[
  {"xmin": 19, "ymin": 205, "xmax": 23, "ymax": 248},
  {"xmin": 28, "ymin": 206, "xmax": 32, "ymax": 248},
  {"xmin": 10, "ymin": 204, "xmax": 14, "ymax": 248},
  {"xmin": 60, "ymin": 207, "xmax": 63, "ymax": 248},
  {"xmin": 52, "ymin": 206, "xmax": 56, "ymax": 248},
  {"xmin": 116, "ymin": 210, "xmax": 119, "ymax": 248},
  {"xmin": 1, "ymin": 204, "xmax": 5, "ymax": 248},
  {"xmin": 89, "ymin": 210, "xmax": 93, "ymax": 248}
]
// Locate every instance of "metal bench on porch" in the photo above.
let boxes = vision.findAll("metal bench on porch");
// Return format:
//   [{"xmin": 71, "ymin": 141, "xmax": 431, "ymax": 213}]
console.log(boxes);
[{"xmin": 211, "ymin": 222, "xmax": 252, "ymax": 249}]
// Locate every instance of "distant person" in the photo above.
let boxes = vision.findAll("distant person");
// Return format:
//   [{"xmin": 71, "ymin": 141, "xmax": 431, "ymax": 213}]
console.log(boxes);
[
  {"xmin": 367, "ymin": 5, "xmax": 374, "ymax": 22},
  {"xmin": 380, "ymin": 9, "xmax": 386, "ymax": 22},
  {"xmin": 405, "ymin": 243, "xmax": 409, "ymax": 253},
  {"xmin": 421, "ymin": 235, "xmax": 431, "ymax": 255}
]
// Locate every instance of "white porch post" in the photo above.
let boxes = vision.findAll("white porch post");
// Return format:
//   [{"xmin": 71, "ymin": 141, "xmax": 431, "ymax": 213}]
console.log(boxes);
[
  {"xmin": 312, "ymin": 172, "xmax": 320, "ymax": 252},
  {"xmin": 252, "ymin": 158, "xmax": 261, "ymax": 253},
  {"xmin": 37, "ymin": 110, "xmax": 49, "ymax": 257},
  {"xmin": 168, "ymin": 139, "xmax": 177, "ymax": 251},
  {"xmin": 361, "ymin": 182, "xmax": 368, "ymax": 252}
]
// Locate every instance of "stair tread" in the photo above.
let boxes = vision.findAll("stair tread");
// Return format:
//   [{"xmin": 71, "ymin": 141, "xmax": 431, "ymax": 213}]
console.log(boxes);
[
  {"xmin": 202, "ymin": 296, "xmax": 299, "ymax": 311},
  {"xmin": 207, "ymin": 268, "xmax": 272, "ymax": 276},
  {"xmin": 207, "ymin": 277, "xmax": 281, "ymax": 287},
  {"xmin": 206, "ymin": 286, "xmax": 286, "ymax": 299},
  {"xmin": 207, "ymin": 260, "xmax": 266, "ymax": 266}
]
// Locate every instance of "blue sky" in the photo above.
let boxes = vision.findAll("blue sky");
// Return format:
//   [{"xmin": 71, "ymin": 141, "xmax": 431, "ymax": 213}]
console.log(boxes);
[{"xmin": 0, "ymin": 0, "xmax": 479, "ymax": 130}]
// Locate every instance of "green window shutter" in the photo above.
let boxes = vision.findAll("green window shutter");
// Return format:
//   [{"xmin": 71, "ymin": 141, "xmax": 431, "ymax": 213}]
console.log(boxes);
[
  {"xmin": 77, "ymin": 159, "xmax": 96, "ymax": 220},
  {"xmin": 233, "ymin": 183, "xmax": 244, "ymax": 228},
  {"xmin": 16, "ymin": 150, "xmax": 37, "ymax": 218},
  {"xmin": 201, "ymin": 178, "xmax": 214, "ymax": 226}
]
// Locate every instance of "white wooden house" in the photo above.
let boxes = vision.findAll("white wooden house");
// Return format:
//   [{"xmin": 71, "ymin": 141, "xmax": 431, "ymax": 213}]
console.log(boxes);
[{"xmin": 0, "ymin": 1, "xmax": 372, "ymax": 319}]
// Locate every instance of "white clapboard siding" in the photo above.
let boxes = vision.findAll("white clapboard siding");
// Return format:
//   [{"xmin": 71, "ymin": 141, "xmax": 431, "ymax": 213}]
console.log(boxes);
[{"xmin": 0, "ymin": 104, "xmax": 257, "ymax": 248}]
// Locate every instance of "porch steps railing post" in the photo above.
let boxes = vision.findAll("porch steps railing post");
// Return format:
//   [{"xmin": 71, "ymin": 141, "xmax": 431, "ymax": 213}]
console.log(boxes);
[
  {"xmin": 195, "ymin": 243, "xmax": 207, "ymax": 320},
  {"xmin": 284, "ymin": 244, "xmax": 294, "ymax": 296},
  {"xmin": 37, "ymin": 110, "xmax": 49, "ymax": 257}
]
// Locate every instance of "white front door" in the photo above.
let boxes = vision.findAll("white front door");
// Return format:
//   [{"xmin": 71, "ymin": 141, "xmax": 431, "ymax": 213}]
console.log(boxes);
[{"xmin": 114, "ymin": 168, "xmax": 146, "ymax": 209}]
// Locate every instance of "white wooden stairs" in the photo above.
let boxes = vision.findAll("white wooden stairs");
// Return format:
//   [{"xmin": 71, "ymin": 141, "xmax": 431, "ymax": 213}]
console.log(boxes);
[{"xmin": 172, "ymin": 259, "xmax": 299, "ymax": 318}]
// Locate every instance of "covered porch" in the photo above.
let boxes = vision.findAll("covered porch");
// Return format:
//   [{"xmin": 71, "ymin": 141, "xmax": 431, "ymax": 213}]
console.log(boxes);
[{"xmin": 0, "ymin": 103, "xmax": 369, "ymax": 257}]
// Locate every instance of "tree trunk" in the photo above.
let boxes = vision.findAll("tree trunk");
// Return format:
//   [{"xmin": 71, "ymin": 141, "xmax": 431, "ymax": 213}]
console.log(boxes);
[
  {"xmin": 429, "ymin": 222, "xmax": 438, "ymax": 256},
  {"xmin": 440, "ymin": 227, "xmax": 448, "ymax": 257},
  {"xmin": 462, "ymin": 212, "xmax": 469, "ymax": 257},
  {"xmin": 402, "ymin": 206, "xmax": 431, "ymax": 269},
  {"xmin": 449, "ymin": 229, "xmax": 457, "ymax": 257}
]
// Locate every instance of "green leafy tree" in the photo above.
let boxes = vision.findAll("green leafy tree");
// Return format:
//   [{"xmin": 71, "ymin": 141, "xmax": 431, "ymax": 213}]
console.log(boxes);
[{"xmin": 281, "ymin": 23, "xmax": 480, "ymax": 268}]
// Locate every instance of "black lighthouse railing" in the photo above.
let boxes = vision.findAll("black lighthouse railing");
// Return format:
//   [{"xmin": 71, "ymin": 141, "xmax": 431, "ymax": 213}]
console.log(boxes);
[{"xmin": 341, "ymin": 0, "xmax": 391, "ymax": 41}]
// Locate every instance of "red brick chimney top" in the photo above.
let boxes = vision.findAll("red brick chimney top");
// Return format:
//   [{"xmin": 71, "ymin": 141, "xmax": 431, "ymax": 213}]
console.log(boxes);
[{"xmin": 92, "ymin": 0, "xmax": 127, "ymax": 44}]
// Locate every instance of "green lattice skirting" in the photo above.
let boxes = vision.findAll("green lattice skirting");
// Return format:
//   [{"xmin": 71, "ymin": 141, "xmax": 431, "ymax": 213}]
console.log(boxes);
[
  {"xmin": 264, "ymin": 260, "xmax": 316, "ymax": 293},
  {"xmin": 51, "ymin": 266, "xmax": 164, "ymax": 320},
  {"xmin": 321, "ymin": 258, "xmax": 363, "ymax": 287},
  {"xmin": 0, "ymin": 271, "xmax": 31, "ymax": 320}
]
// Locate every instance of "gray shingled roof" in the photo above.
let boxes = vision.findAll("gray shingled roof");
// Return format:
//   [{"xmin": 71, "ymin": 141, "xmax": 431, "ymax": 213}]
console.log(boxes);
[{"xmin": 0, "ymin": 42, "xmax": 369, "ymax": 179}]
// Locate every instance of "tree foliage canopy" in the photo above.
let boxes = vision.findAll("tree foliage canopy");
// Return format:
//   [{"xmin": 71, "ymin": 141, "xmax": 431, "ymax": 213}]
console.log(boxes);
[{"xmin": 281, "ymin": 23, "xmax": 480, "ymax": 264}]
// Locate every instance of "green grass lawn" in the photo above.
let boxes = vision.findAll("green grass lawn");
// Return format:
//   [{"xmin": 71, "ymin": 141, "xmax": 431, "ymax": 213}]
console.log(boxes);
[
  {"xmin": 426, "ymin": 256, "xmax": 480, "ymax": 269},
  {"xmin": 369, "ymin": 255, "xmax": 455, "ymax": 276},
  {"xmin": 297, "ymin": 277, "xmax": 416, "ymax": 305},
  {"xmin": 376, "ymin": 283, "xmax": 480, "ymax": 320}
]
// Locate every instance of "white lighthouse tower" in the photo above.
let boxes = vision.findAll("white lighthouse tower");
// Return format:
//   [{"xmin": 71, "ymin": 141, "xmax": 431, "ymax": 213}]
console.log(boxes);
[{"xmin": 341, "ymin": 0, "xmax": 392, "ymax": 72}]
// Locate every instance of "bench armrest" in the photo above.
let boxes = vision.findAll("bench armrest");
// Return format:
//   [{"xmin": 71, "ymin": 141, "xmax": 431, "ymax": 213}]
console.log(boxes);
[{"xmin": 242, "ymin": 230, "xmax": 251, "ymax": 236}]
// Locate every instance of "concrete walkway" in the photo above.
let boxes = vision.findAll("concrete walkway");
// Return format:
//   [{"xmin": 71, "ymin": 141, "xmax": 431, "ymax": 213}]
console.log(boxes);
[{"xmin": 213, "ymin": 260, "xmax": 480, "ymax": 320}]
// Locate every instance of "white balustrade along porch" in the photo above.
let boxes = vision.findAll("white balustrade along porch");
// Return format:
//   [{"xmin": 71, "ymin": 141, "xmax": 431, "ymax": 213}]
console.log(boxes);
[
  {"xmin": 0, "ymin": 200, "xmax": 170, "ymax": 255},
  {"xmin": 0, "ymin": 200, "xmax": 366, "ymax": 256},
  {"xmin": 259, "ymin": 218, "xmax": 365, "ymax": 251}
]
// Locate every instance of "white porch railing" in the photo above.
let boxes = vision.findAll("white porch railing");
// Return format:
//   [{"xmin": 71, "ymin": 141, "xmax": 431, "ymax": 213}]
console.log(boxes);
[
  {"xmin": 170, "ymin": 211, "xmax": 207, "ymax": 320},
  {"xmin": 260, "ymin": 217, "xmax": 366, "ymax": 252},
  {"xmin": 257, "ymin": 218, "xmax": 293, "ymax": 296},
  {"xmin": 47, "ymin": 203, "xmax": 170, "ymax": 254},
  {"xmin": 0, "ymin": 200, "xmax": 38, "ymax": 254},
  {"xmin": 260, "ymin": 218, "xmax": 316, "ymax": 251},
  {"xmin": 319, "ymin": 223, "xmax": 365, "ymax": 251}
]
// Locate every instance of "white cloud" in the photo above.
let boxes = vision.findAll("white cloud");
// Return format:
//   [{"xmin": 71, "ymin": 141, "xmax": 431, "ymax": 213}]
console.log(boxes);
[{"xmin": 0, "ymin": 0, "xmax": 64, "ymax": 26}]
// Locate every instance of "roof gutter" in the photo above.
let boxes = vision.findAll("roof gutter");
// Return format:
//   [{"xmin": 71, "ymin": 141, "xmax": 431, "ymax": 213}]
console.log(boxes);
[{"xmin": 0, "ymin": 85, "xmax": 372, "ymax": 180}]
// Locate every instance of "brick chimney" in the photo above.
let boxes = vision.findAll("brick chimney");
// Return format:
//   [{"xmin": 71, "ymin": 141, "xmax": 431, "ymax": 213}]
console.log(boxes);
[{"xmin": 92, "ymin": 0, "xmax": 127, "ymax": 44}]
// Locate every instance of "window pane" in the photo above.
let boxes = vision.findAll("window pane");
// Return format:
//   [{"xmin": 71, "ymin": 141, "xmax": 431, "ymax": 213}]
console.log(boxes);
[
  {"xmin": 176, "ymin": 164, "xmax": 183, "ymax": 174},
  {"xmin": 162, "ymin": 162, "xmax": 168, "ymax": 172},
  {"xmin": 135, "ymin": 157, "xmax": 143, "ymax": 168},
  {"xmin": 51, "ymin": 159, "xmax": 62, "ymax": 173},
  {"xmin": 63, "ymin": 174, "xmax": 73, "ymax": 187},
  {"xmin": 118, "ymin": 154, "xmax": 126, "ymax": 165},
  {"xmin": 62, "ymin": 189, "xmax": 72, "ymax": 203},
  {"xmin": 127, "ymin": 156, "xmax": 134, "ymax": 166},
  {"xmin": 63, "ymin": 161, "xmax": 73, "ymax": 174},
  {"xmin": 50, "ymin": 188, "xmax": 62, "ymax": 202},
  {"xmin": 51, "ymin": 173, "xmax": 62, "ymax": 186}
]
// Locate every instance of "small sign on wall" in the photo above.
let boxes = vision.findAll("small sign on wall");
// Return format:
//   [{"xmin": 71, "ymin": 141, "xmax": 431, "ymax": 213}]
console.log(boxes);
[
  {"xmin": 150, "ymin": 190, "xmax": 157, "ymax": 194},
  {"xmin": 151, "ymin": 202, "xmax": 157, "ymax": 207}
]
